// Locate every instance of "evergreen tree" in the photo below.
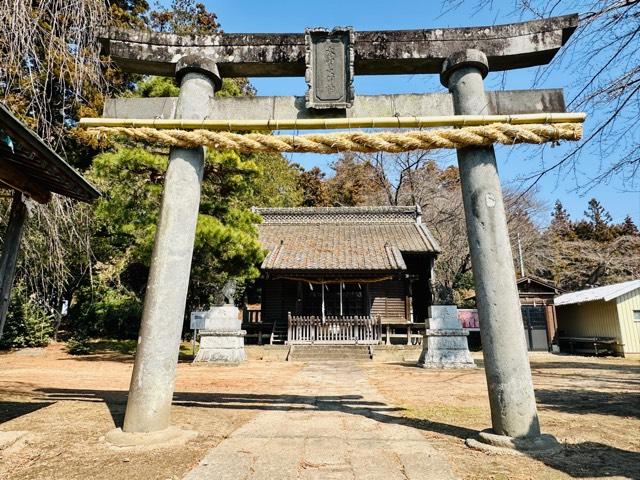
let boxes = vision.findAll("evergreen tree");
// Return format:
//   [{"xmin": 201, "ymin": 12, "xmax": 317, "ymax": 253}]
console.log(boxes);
[
  {"xmin": 246, "ymin": 154, "xmax": 304, "ymax": 208},
  {"xmin": 549, "ymin": 200, "xmax": 575, "ymax": 239},
  {"xmin": 584, "ymin": 198, "xmax": 614, "ymax": 241},
  {"xmin": 299, "ymin": 167, "xmax": 331, "ymax": 206},
  {"xmin": 617, "ymin": 215, "xmax": 640, "ymax": 236}
]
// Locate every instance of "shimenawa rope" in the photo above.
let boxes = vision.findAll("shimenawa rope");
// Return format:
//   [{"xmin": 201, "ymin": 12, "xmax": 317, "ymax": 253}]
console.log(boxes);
[{"xmin": 86, "ymin": 122, "xmax": 582, "ymax": 154}]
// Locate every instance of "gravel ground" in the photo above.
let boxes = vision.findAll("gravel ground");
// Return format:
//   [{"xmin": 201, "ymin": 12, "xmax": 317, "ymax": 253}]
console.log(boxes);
[{"xmin": 1, "ymin": 345, "xmax": 638, "ymax": 480}]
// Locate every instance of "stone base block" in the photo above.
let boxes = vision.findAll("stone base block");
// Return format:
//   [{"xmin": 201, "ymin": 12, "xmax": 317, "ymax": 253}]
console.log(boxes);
[
  {"xmin": 194, "ymin": 330, "xmax": 246, "ymax": 363},
  {"xmin": 418, "ymin": 360, "xmax": 476, "ymax": 369},
  {"xmin": 199, "ymin": 331, "xmax": 245, "ymax": 349},
  {"xmin": 104, "ymin": 426, "xmax": 198, "ymax": 450},
  {"xmin": 197, "ymin": 305, "xmax": 241, "ymax": 330},
  {"xmin": 417, "ymin": 331, "xmax": 475, "ymax": 368},
  {"xmin": 465, "ymin": 429, "xmax": 562, "ymax": 455}
]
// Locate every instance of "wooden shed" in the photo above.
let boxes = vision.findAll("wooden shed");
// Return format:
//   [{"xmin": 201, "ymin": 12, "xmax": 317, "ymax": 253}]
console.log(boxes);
[
  {"xmin": 517, "ymin": 276, "xmax": 562, "ymax": 351},
  {"xmin": 461, "ymin": 276, "xmax": 562, "ymax": 351},
  {"xmin": 555, "ymin": 279, "xmax": 640, "ymax": 357},
  {"xmin": 245, "ymin": 206, "xmax": 440, "ymax": 345}
]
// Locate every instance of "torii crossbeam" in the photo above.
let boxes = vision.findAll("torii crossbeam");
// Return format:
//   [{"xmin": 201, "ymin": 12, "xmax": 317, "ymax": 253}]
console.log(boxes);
[
  {"xmin": 100, "ymin": 15, "xmax": 577, "ymax": 77},
  {"xmin": 98, "ymin": 15, "xmax": 579, "ymax": 454}
]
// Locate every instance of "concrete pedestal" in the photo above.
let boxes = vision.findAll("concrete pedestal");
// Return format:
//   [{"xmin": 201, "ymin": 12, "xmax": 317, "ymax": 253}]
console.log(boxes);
[
  {"xmin": 194, "ymin": 306, "xmax": 246, "ymax": 363},
  {"xmin": 465, "ymin": 429, "xmax": 561, "ymax": 456},
  {"xmin": 418, "ymin": 305, "xmax": 475, "ymax": 369}
]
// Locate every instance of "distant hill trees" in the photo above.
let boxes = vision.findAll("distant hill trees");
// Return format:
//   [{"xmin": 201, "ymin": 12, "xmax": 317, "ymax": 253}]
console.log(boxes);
[
  {"xmin": 295, "ymin": 152, "xmax": 640, "ymax": 302},
  {"xmin": 543, "ymin": 199, "xmax": 640, "ymax": 291}
]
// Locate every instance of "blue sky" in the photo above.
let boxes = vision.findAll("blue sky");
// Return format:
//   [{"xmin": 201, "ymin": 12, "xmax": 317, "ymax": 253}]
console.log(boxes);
[{"xmin": 189, "ymin": 0, "xmax": 639, "ymax": 225}]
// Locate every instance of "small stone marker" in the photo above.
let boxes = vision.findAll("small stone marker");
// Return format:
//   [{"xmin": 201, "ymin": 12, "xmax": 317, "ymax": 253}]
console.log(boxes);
[
  {"xmin": 194, "ymin": 305, "xmax": 246, "ymax": 363},
  {"xmin": 418, "ymin": 305, "xmax": 475, "ymax": 369}
]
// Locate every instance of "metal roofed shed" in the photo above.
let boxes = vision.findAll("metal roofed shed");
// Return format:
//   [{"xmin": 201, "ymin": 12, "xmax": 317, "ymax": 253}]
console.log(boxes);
[
  {"xmin": 554, "ymin": 279, "xmax": 640, "ymax": 357},
  {"xmin": 554, "ymin": 279, "xmax": 640, "ymax": 306},
  {"xmin": 0, "ymin": 102, "xmax": 99, "ymax": 340}
]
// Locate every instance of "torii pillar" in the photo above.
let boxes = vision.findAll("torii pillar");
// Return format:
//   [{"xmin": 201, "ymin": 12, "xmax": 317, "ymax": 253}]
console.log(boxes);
[
  {"xmin": 441, "ymin": 50, "xmax": 557, "ymax": 450},
  {"xmin": 115, "ymin": 56, "xmax": 222, "ymax": 439},
  {"xmin": 95, "ymin": 17, "xmax": 578, "ymax": 450}
]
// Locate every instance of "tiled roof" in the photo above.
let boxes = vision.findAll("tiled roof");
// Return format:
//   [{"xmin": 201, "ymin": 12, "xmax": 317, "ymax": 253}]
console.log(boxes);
[
  {"xmin": 255, "ymin": 206, "xmax": 440, "ymax": 272},
  {"xmin": 554, "ymin": 279, "xmax": 640, "ymax": 306}
]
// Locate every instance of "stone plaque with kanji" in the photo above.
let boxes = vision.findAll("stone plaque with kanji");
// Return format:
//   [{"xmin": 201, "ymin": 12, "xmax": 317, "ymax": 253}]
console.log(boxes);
[{"xmin": 305, "ymin": 27, "xmax": 354, "ymax": 109}]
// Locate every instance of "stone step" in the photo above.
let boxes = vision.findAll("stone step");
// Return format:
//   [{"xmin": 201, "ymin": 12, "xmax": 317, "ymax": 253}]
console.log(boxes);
[
  {"xmin": 292, "ymin": 356, "xmax": 372, "ymax": 362},
  {"xmin": 291, "ymin": 345, "xmax": 373, "ymax": 351},
  {"xmin": 290, "ymin": 355, "xmax": 372, "ymax": 362},
  {"xmin": 291, "ymin": 351, "xmax": 373, "ymax": 357},
  {"xmin": 288, "ymin": 345, "xmax": 373, "ymax": 361}
]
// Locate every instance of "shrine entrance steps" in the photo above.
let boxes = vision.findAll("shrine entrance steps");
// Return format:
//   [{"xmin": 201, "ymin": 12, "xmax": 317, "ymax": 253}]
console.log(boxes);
[
  {"xmin": 287, "ymin": 345, "xmax": 373, "ymax": 361},
  {"xmin": 270, "ymin": 317, "xmax": 288, "ymax": 345}
]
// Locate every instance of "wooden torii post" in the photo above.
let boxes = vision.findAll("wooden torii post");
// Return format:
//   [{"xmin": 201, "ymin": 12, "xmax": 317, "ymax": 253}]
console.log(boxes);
[{"xmin": 98, "ymin": 15, "xmax": 577, "ymax": 451}]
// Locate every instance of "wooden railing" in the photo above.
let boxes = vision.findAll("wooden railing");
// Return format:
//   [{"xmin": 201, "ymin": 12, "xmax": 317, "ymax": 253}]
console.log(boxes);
[
  {"xmin": 243, "ymin": 306, "xmax": 262, "ymax": 324},
  {"xmin": 287, "ymin": 314, "xmax": 382, "ymax": 345}
]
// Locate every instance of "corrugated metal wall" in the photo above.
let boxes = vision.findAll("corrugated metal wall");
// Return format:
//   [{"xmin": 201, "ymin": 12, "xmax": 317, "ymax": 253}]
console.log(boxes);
[{"xmin": 616, "ymin": 289, "xmax": 640, "ymax": 354}]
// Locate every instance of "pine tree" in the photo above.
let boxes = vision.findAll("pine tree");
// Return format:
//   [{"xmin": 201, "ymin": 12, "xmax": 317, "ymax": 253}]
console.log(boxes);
[
  {"xmin": 549, "ymin": 200, "xmax": 574, "ymax": 239},
  {"xmin": 617, "ymin": 215, "xmax": 640, "ymax": 236},
  {"xmin": 299, "ymin": 167, "xmax": 331, "ymax": 206},
  {"xmin": 584, "ymin": 198, "xmax": 614, "ymax": 241}
]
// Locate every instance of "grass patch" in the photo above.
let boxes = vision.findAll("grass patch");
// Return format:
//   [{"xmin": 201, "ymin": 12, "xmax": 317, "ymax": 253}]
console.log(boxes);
[
  {"xmin": 89, "ymin": 339, "xmax": 138, "ymax": 355},
  {"xmin": 403, "ymin": 403, "xmax": 488, "ymax": 429},
  {"xmin": 83, "ymin": 339, "xmax": 195, "ymax": 360}
]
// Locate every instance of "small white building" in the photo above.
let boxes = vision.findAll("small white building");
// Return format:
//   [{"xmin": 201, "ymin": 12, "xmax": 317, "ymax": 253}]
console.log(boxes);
[{"xmin": 555, "ymin": 279, "xmax": 640, "ymax": 357}]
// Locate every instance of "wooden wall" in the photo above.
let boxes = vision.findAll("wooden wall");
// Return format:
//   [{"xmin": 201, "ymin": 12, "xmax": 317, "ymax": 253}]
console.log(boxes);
[
  {"xmin": 368, "ymin": 279, "xmax": 407, "ymax": 323},
  {"xmin": 261, "ymin": 278, "xmax": 282, "ymax": 323},
  {"xmin": 261, "ymin": 277, "xmax": 412, "ymax": 324}
]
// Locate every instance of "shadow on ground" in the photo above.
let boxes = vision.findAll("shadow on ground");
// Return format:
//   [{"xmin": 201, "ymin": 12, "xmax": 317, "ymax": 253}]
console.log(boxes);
[
  {"xmin": 29, "ymin": 387, "xmax": 640, "ymax": 479},
  {"xmin": 536, "ymin": 389, "xmax": 640, "ymax": 419},
  {"xmin": 0, "ymin": 400, "xmax": 54, "ymax": 423},
  {"xmin": 61, "ymin": 351, "xmax": 193, "ymax": 364},
  {"xmin": 529, "ymin": 359, "xmax": 640, "ymax": 374}
]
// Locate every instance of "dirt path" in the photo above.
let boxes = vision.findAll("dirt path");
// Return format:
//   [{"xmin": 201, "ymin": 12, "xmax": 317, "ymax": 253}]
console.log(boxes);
[
  {"xmin": 0, "ymin": 345, "xmax": 302, "ymax": 480},
  {"xmin": 184, "ymin": 361, "xmax": 456, "ymax": 480},
  {"xmin": 1, "ymin": 346, "xmax": 639, "ymax": 479}
]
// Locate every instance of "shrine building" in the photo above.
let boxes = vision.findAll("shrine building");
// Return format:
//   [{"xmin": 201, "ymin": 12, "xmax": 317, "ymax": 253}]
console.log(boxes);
[{"xmin": 243, "ymin": 206, "xmax": 439, "ymax": 345}]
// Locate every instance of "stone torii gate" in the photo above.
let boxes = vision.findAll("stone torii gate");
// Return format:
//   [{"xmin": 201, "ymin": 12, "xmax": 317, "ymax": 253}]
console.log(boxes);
[{"xmin": 98, "ymin": 15, "xmax": 578, "ymax": 451}]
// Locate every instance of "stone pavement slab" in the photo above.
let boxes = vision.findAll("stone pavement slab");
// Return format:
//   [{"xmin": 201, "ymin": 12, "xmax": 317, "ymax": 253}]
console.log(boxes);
[{"xmin": 183, "ymin": 362, "xmax": 457, "ymax": 480}]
